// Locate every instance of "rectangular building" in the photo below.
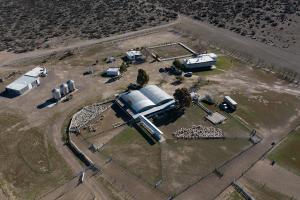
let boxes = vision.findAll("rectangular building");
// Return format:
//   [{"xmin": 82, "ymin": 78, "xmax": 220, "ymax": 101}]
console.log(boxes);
[
  {"xmin": 115, "ymin": 85, "xmax": 176, "ymax": 119},
  {"xmin": 6, "ymin": 75, "xmax": 40, "ymax": 96},
  {"xmin": 183, "ymin": 53, "xmax": 217, "ymax": 71}
]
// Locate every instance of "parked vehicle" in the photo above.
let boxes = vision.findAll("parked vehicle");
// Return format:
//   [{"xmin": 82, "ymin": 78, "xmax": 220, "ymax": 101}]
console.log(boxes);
[
  {"xmin": 159, "ymin": 68, "xmax": 165, "ymax": 73},
  {"xmin": 184, "ymin": 72, "xmax": 193, "ymax": 77}
]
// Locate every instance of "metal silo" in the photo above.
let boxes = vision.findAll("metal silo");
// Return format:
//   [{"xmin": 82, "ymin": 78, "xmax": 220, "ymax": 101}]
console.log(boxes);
[
  {"xmin": 67, "ymin": 80, "xmax": 75, "ymax": 92},
  {"xmin": 60, "ymin": 83, "xmax": 69, "ymax": 96},
  {"xmin": 52, "ymin": 88, "xmax": 61, "ymax": 101}
]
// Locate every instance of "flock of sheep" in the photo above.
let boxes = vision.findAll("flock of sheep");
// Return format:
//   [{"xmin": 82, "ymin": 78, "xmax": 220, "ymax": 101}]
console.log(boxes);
[
  {"xmin": 173, "ymin": 125, "xmax": 224, "ymax": 139},
  {"xmin": 69, "ymin": 103, "xmax": 110, "ymax": 133}
]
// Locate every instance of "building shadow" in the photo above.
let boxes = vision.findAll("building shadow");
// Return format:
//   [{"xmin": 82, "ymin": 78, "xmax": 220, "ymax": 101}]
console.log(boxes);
[
  {"xmin": 133, "ymin": 123, "xmax": 156, "ymax": 145},
  {"xmin": 153, "ymin": 109, "xmax": 184, "ymax": 127},
  {"xmin": 111, "ymin": 103, "xmax": 132, "ymax": 122},
  {"xmin": 0, "ymin": 90, "xmax": 18, "ymax": 99},
  {"xmin": 37, "ymin": 98, "xmax": 56, "ymax": 109}
]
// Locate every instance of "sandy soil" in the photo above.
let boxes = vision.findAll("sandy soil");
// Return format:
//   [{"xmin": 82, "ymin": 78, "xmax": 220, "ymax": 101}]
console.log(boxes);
[
  {"xmin": 242, "ymin": 160, "xmax": 300, "ymax": 198},
  {"xmin": 0, "ymin": 16, "xmax": 299, "ymax": 200}
]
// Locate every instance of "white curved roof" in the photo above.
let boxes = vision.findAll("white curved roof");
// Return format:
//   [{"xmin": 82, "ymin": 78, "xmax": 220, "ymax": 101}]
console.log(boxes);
[
  {"xmin": 140, "ymin": 85, "xmax": 173, "ymax": 105},
  {"xmin": 120, "ymin": 85, "xmax": 174, "ymax": 114},
  {"xmin": 121, "ymin": 90, "xmax": 155, "ymax": 113}
]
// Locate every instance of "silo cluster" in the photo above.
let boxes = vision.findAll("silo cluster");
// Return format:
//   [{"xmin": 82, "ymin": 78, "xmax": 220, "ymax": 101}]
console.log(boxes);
[{"xmin": 52, "ymin": 80, "xmax": 76, "ymax": 101}]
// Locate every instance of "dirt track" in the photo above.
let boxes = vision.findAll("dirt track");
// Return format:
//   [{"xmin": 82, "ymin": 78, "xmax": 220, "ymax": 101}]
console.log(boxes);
[
  {"xmin": 2, "ymin": 15, "xmax": 299, "ymax": 75},
  {"xmin": 242, "ymin": 160, "xmax": 300, "ymax": 198},
  {"xmin": 1, "ymin": 14, "xmax": 300, "ymax": 200}
]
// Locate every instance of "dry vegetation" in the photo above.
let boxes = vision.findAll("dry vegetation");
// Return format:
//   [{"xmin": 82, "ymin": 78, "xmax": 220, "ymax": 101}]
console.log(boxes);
[
  {"xmin": 1, "ymin": 0, "xmax": 299, "ymax": 53},
  {"xmin": 0, "ymin": 0, "xmax": 177, "ymax": 53},
  {"xmin": 154, "ymin": 0, "xmax": 300, "ymax": 48},
  {"xmin": 0, "ymin": 112, "xmax": 73, "ymax": 199}
]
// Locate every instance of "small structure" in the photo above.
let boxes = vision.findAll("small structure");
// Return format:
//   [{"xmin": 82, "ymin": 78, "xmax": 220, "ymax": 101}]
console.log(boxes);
[
  {"xmin": 5, "ymin": 75, "xmax": 40, "ymax": 96},
  {"xmin": 67, "ymin": 80, "xmax": 76, "ymax": 92},
  {"xmin": 139, "ymin": 115, "xmax": 164, "ymax": 142},
  {"xmin": 106, "ymin": 56, "xmax": 116, "ymax": 63},
  {"xmin": 125, "ymin": 50, "xmax": 145, "ymax": 64},
  {"xmin": 224, "ymin": 96, "xmax": 238, "ymax": 111},
  {"xmin": 5, "ymin": 66, "xmax": 47, "ymax": 96},
  {"xmin": 206, "ymin": 112, "xmax": 227, "ymax": 125},
  {"xmin": 183, "ymin": 53, "xmax": 217, "ymax": 71},
  {"xmin": 25, "ymin": 66, "xmax": 47, "ymax": 77},
  {"xmin": 52, "ymin": 88, "xmax": 61, "ymax": 101},
  {"xmin": 90, "ymin": 143, "xmax": 104, "ymax": 152},
  {"xmin": 60, "ymin": 83, "xmax": 69, "ymax": 97},
  {"xmin": 106, "ymin": 68, "xmax": 120, "ymax": 77}
]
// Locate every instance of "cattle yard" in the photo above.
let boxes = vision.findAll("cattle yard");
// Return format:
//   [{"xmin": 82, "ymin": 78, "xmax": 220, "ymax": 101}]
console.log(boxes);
[{"xmin": 0, "ymin": 20, "xmax": 300, "ymax": 200}]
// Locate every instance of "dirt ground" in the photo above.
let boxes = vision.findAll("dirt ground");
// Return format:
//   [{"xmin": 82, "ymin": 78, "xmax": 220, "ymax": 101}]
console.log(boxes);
[
  {"xmin": 241, "ymin": 160, "xmax": 300, "ymax": 199},
  {"xmin": 0, "ymin": 16, "xmax": 300, "ymax": 200}
]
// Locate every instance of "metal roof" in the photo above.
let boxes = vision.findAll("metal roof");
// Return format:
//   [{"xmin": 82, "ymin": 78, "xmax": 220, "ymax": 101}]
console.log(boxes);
[
  {"xmin": 140, "ymin": 85, "xmax": 173, "ymax": 105},
  {"xmin": 224, "ymin": 96, "xmax": 237, "ymax": 105},
  {"xmin": 120, "ymin": 85, "xmax": 174, "ymax": 114},
  {"xmin": 184, "ymin": 55, "xmax": 214, "ymax": 65},
  {"xmin": 126, "ymin": 51, "xmax": 142, "ymax": 57},
  {"xmin": 6, "ymin": 75, "xmax": 37, "ymax": 91},
  {"xmin": 120, "ymin": 90, "xmax": 155, "ymax": 113},
  {"xmin": 107, "ymin": 67, "xmax": 119, "ymax": 72},
  {"xmin": 25, "ymin": 66, "xmax": 44, "ymax": 77}
]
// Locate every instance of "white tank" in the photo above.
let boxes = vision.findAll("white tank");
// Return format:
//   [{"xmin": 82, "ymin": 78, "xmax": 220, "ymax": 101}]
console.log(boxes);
[
  {"xmin": 67, "ymin": 80, "xmax": 75, "ymax": 92},
  {"xmin": 60, "ymin": 83, "xmax": 69, "ymax": 96},
  {"xmin": 52, "ymin": 88, "xmax": 61, "ymax": 100}
]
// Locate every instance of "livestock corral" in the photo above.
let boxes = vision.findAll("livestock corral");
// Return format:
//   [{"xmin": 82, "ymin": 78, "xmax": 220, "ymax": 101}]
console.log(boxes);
[{"xmin": 0, "ymin": 14, "xmax": 300, "ymax": 200}]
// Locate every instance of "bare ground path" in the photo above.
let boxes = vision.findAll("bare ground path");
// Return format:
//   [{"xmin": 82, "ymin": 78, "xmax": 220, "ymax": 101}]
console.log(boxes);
[
  {"xmin": 0, "ymin": 16, "xmax": 181, "ymax": 68},
  {"xmin": 175, "ymin": 124, "xmax": 300, "ymax": 200},
  {"xmin": 243, "ymin": 160, "xmax": 300, "ymax": 198}
]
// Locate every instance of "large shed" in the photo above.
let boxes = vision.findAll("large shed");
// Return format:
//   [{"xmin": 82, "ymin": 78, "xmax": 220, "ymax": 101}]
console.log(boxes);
[
  {"xmin": 116, "ymin": 85, "xmax": 175, "ymax": 119},
  {"xmin": 5, "ymin": 75, "xmax": 40, "ymax": 96}
]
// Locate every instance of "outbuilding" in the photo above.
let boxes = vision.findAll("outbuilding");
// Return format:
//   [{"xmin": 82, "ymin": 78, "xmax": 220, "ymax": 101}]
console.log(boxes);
[
  {"xmin": 125, "ymin": 50, "xmax": 145, "ymax": 64},
  {"xmin": 183, "ymin": 53, "xmax": 217, "ymax": 71},
  {"xmin": 5, "ymin": 75, "xmax": 40, "ymax": 96},
  {"xmin": 106, "ymin": 68, "xmax": 120, "ymax": 77},
  {"xmin": 224, "ymin": 96, "xmax": 238, "ymax": 111}
]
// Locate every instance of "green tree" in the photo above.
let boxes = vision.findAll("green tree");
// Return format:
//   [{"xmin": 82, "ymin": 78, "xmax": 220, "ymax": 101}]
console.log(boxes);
[
  {"xmin": 173, "ymin": 87, "xmax": 191, "ymax": 109},
  {"xmin": 136, "ymin": 69, "xmax": 149, "ymax": 87},
  {"xmin": 173, "ymin": 59, "xmax": 183, "ymax": 70},
  {"xmin": 120, "ymin": 62, "xmax": 128, "ymax": 73},
  {"xmin": 175, "ymin": 75, "xmax": 184, "ymax": 84}
]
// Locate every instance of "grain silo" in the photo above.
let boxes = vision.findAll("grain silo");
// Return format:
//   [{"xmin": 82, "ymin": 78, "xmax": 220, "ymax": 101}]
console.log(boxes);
[
  {"xmin": 67, "ymin": 80, "xmax": 75, "ymax": 92},
  {"xmin": 52, "ymin": 88, "xmax": 61, "ymax": 101},
  {"xmin": 60, "ymin": 83, "xmax": 69, "ymax": 96}
]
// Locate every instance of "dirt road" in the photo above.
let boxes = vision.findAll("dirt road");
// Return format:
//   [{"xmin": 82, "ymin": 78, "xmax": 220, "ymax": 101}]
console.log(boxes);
[
  {"xmin": 0, "ymin": 16, "xmax": 181, "ymax": 68},
  {"xmin": 243, "ymin": 160, "xmax": 300, "ymax": 198},
  {"xmin": 173, "ymin": 16, "xmax": 300, "ymax": 74},
  {"xmin": 175, "ymin": 124, "xmax": 300, "ymax": 200}
]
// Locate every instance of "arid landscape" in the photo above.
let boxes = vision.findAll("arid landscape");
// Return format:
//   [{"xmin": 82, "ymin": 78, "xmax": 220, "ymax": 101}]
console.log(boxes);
[{"xmin": 0, "ymin": 1, "xmax": 300, "ymax": 200}]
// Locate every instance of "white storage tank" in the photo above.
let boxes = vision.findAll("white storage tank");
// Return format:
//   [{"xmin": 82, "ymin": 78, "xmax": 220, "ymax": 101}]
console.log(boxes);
[
  {"xmin": 60, "ymin": 83, "xmax": 69, "ymax": 96},
  {"xmin": 67, "ymin": 80, "xmax": 76, "ymax": 92},
  {"xmin": 52, "ymin": 88, "xmax": 61, "ymax": 101}
]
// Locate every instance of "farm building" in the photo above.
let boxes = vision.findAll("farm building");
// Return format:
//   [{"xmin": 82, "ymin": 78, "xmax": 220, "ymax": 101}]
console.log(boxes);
[
  {"xmin": 139, "ymin": 115, "xmax": 164, "ymax": 141},
  {"xmin": 5, "ymin": 66, "xmax": 47, "ymax": 96},
  {"xmin": 106, "ymin": 68, "xmax": 120, "ymax": 77},
  {"xmin": 183, "ymin": 53, "xmax": 217, "ymax": 71},
  {"xmin": 115, "ymin": 85, "xmax": 176, "ymax": 119},
  {"xmin": 5, "ymin": 75, "xmax": 40, "ymax": 96},
  {"xmin": 224, "ymin": 96, "xmax": 238, "ymax": 111},
  {"xmin": 125, "ymin": 50, "xmax": 145, "ymax": 64}
]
